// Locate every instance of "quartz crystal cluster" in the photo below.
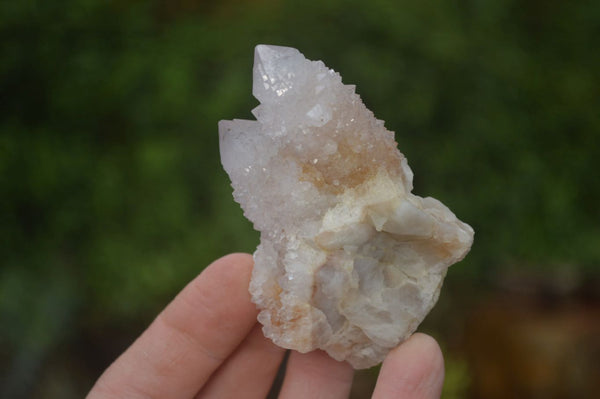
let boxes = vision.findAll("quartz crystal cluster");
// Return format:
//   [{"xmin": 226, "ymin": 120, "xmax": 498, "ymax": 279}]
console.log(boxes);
[{"xmin": 219, "ymin": 45, "xmax": 474, "ymax": 369}]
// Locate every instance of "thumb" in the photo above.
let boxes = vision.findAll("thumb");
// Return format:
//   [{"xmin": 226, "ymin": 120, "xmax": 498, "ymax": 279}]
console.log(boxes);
[{"xmin": 372, "ymin": 333, "xmax": 445, "ymax": 399}]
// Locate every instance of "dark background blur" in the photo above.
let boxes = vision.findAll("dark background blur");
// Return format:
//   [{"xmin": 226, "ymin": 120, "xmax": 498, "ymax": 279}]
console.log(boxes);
[{"xmin": 1, "ymin": 0, "xmax": 599, "ymax": 398}]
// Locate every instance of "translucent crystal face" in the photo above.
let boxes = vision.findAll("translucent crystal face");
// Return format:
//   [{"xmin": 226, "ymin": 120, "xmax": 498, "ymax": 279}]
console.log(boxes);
[{"xmin": 219, "ymin": 45, "xmax": 474, "ymax": 369}]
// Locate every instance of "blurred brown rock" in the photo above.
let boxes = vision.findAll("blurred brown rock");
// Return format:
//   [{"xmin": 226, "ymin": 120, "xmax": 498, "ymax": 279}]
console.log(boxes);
[{"xmin": 465, "ymin": 275, "xmax": 600, "ymax": 398}]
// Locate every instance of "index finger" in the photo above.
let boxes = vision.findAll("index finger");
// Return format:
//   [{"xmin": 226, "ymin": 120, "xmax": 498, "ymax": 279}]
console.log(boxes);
[{"xmin": 87, "ymin": 253, "xmax": 258, "ymax": 399}]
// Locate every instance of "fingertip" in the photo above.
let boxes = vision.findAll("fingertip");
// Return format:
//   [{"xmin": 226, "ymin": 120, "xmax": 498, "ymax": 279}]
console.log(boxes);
[
  {"xmin": 192, "ymin": 253, "xmax": 254, "ymax": 299},
  {"xmin": 216, "ymin": 252, "xmax": 254, "ymax": 266},
  {"xmin": 373, "ymin": 333, "xmax": 445, "ymax": 399},
  {"xmin": 398, "ymin": 333, "xmax": 444, "ymax": 375},
  {"xmin": 204, "ymin": 252, "xmax": 254, "ymax": 279}
]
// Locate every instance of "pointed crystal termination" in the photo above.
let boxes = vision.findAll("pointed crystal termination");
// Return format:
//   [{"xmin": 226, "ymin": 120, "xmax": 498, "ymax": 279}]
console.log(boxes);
[{"xmin": 219, "ymin": 45, "xmax": 474, "ymax": 369}]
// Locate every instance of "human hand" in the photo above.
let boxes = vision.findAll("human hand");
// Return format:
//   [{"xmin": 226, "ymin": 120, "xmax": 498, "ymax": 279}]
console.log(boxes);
[{"xmin": 87, "ymin": 253, "xmax": 444, "ymax": 399}]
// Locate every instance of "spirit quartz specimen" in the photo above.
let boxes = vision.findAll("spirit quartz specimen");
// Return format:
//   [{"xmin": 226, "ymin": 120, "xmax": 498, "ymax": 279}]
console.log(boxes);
[{"xmin": 219, "ymin": 45, "xmax": 474, "ymax": 369}]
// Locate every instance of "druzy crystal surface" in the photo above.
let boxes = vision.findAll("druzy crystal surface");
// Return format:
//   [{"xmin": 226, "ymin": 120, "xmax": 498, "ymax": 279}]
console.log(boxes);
[{"xmin": 219, "ymin": 45, "xmax": 474, "ymax": 369}]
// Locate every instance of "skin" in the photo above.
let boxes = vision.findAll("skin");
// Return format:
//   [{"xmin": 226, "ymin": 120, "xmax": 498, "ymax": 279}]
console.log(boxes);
[{"xmin": 87, "ymin": 253, "xmax": 444, "ymax": 399}]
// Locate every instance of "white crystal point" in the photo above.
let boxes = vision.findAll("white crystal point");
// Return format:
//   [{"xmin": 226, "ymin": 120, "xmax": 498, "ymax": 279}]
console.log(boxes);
[
  {"xmin": 219, "ymin": 45, "xmax": 474, "ymax": 369},
  {"xmin": 252, "ymin": 45, "xmax": 303, "ymax": 102}
]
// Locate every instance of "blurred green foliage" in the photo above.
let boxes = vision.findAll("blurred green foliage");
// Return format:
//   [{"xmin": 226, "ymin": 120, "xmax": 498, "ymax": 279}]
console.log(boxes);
[{"xmin": 1, "ymin": 0, "xmax": 599, "ymax": 397}]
